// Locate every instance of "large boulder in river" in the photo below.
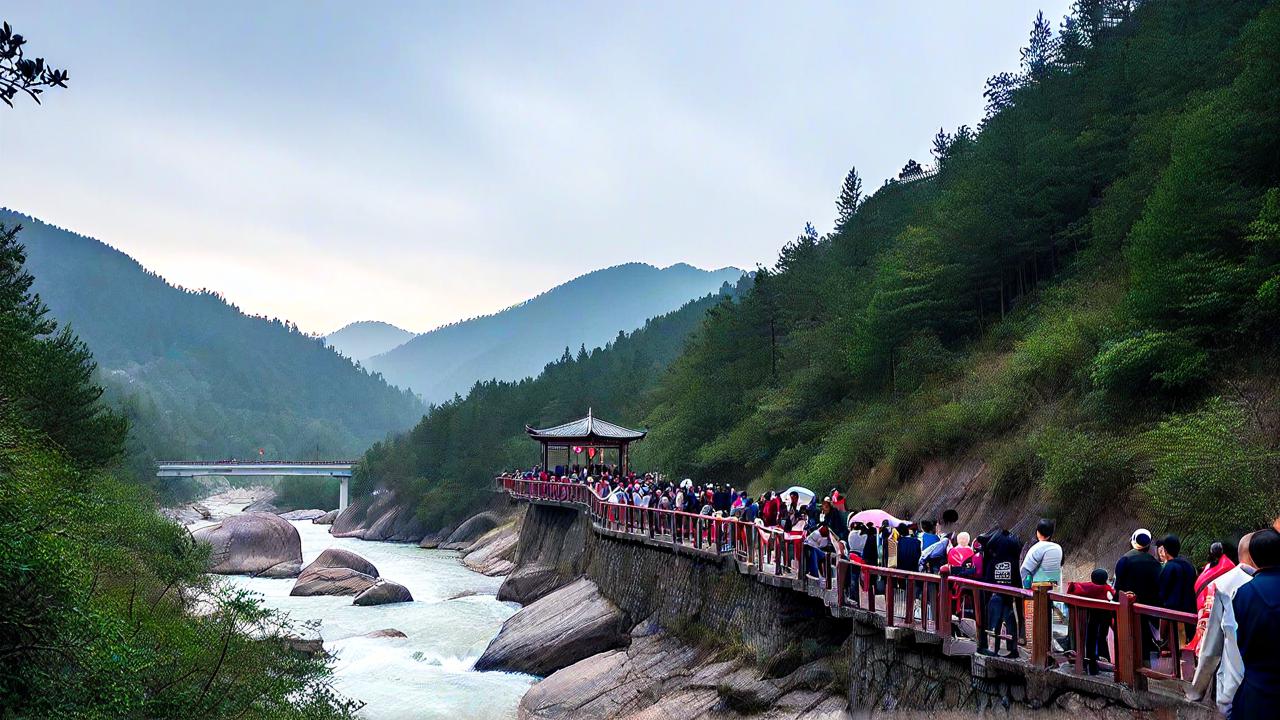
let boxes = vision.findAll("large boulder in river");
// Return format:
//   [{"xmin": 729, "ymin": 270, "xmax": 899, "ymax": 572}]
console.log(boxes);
[
  {"xmin": 290, "ymin": 567, "xmax": 378, "ymax": 597},
  {"xmin": 353, "ymin": 579, "xmax": 413, "ymax": 606},
  {"xmin": 193, "ymin": 512, "xmax": 303, "ymax": 577},
  {"xmin": 243, "ymin": 494, "xmax": 280, "ymax": 514},
  {"xmin": 279, "ymin": 509, "xmax": 327, "ymax": 521},
  {"xmin": 497, "ymin": 564, "xmax": 563, "ymax": 605},
  {"xmin": 474, "ymin": 578, "xmax": 628, "ymax": 676},
  {"xmin": 440, "ymin": 511, "xmax": 502, "ymax": 550},
  {"xmin": 330, "ymin": 492, "xmax": 429, "ymax": 542},
  {"xmin": 313, "ymin": 509, "xmax": 339, "ymax": 525},
  {"xmin": 301, "ymin": 548, "xmax": 379, "ymax": 578}
]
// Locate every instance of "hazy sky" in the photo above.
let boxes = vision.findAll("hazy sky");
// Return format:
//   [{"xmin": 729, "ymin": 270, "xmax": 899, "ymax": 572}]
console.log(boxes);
[{"xmin": 1, "ymin": 1, "xmax": 1070, "ymax": 335}]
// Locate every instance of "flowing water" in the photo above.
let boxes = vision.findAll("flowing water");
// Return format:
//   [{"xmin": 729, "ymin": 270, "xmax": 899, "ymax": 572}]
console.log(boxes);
[{"xmin": 199, "ymin": 496, "xmax": 534, "ymax": 719}]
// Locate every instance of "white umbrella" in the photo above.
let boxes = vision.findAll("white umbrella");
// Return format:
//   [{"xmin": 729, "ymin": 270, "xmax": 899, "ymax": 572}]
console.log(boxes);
[
  {"xmin": 680, "ymin": 478, "xmax": 694, "ymax": 489},
  {"xmin": 782, "ymin": 485, "xmax": 816, "ymax": 505}
]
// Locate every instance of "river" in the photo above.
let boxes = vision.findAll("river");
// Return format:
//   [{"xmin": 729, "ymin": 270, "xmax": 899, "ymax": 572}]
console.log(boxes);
[{"xmin": 198, "ymin": 496, "xmax": 535, "ymax": 719}]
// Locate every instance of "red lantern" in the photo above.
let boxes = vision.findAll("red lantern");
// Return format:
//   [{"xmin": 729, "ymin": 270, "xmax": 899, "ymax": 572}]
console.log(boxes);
[
  {"xmin": 587, "ymin": 447, "xmax": 596, "ymax": 459},
  {"xmin": 573, "ymin": 446, "xmax": 583, "ymax": 455}
]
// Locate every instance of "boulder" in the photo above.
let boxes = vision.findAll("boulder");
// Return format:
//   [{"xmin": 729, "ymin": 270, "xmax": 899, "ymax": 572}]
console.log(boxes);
[
  {"xmin": 418, "ymin": 522, "xmax": 460, "ymax": 549},
  {"xmin": 243, "ymin": 495, "xmax": 280, "ymax": 514},
  {"xmin": 312, "ymin": 509, "xmax": 339, "ymax": 525},
  {"xmin": 440, "ymin": 511, "xmax": 502, "ymax": 550},
  {"xmin": 461, "ymin": 523, "xmax": 520, "ymax": 576},
  {"xmin": 193, "ymin": 512, "xmax": 303, "ymax": 577},
  {"xmin": 474, "ymin": 578, "xmax": 628, "ymax": 676},
  {"xmin": 330, "ymin": 492, "xmax": 430, "ymax": 542},
  {"xmin": 290, "ymin": 567, "xmax": 378, "ymax": 597},
  {"xmin": 301, "ymin": 547, "xmax": 379, "ymax": 578},
  {"xmin": 353, "ymin": 580, "xmax": 413, "ymax": 606},
  {"xmin": 191, "ymin": 502, "xmax": 212, "ymax": 519},
  {"xmin": 257, "ymin": 560, "xmax": 303, "ymax": 578},
  {"xmin": 363, "ymin": 628, "xmax": 407, "ymax": 639},
  {"xmin": 497, "ymin": 563, "xmax": 564, "ymax": 604},
  {"xmin": 279, "ymin": 509, "xmax": 327, "ymax": 521}
]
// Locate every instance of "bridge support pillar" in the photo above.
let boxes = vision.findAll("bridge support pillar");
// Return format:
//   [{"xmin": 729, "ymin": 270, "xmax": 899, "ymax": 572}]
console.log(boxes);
[{"xmin": 339, "ymin": 477, "xmax": 349, "ymax": 513}]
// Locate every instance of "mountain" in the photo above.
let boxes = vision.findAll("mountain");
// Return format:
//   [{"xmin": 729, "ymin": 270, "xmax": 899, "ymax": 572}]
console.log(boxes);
[
  {"xmin": 365, "ymin": 262, "xmax": 744, "ymax": 404},
  {"xmin": 325, "ymin": 320, "xmax": 415, "ymax": 361},
  {"xmin": 0, "ymin": 209, "xmax": 425, "ymax": 478}
]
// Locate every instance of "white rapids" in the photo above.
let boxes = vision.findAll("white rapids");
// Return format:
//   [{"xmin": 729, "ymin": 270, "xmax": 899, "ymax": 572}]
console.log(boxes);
[{"xmin": 200, "ymin": 495, "xmax": 535, "ymax": 719}]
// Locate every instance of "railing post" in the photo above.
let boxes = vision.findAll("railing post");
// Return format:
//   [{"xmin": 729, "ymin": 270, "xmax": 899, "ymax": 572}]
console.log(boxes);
[
  {"xmin": 1030, "ymin": 584, "xmax": 1051, "ymax": 668},
  {"xmin": 1114, "ymin": 592, "xmax": 1144, "ymax": 689},
  {"xmin": 938, "ymin": 567, "xmax": 952, "ymax": 638}
]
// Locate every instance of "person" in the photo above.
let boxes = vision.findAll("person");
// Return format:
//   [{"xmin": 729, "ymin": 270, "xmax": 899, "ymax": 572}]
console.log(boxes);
[
  {"xmin": 1188, "ymin": 533, "xmax": 1256, "ymax": 714},
  {"xmin": 920, "ymin": 532, "xmax": 950, "ymax": 574},
  {"xmin": 1189, "ymin": 541, "xmax": 1236, "ymax": 654},
  {"xmin": 1067, "ymin": 568, "xmax": 1115, "ymax": 675},
  {"xmin": 879, "ymin": 520, "xmax": 895, "ymax": 568},
  {"xmin": 919, "ymin": 520, "xmax": 940, "ymax": 554},
  {"xmin": 1156, "ymin": 534, "xmax": 1197, "ymax": 640},
  {"xmin": 979, "ymin": 523, "xmax": 1023, "ymax": 658},
  {"xmin": 742, "ymin": 496, "xmax": 760, "ymax": 523},
  {"xmin": 1229, "ymin": 528, "xmax": 1280, "ymax": 720},
  {"xmin": 947, "ymin": 532, "xmax": 975, "ymax": 569},
  {"xmin": 1115, "ymin": 528, "xmax": 1162, "ymax": 660},
  {"xmin": 859, "ymin": 522, "xmax": 879, "ymax": 567},
  {"xmin": 804, "ymin": 525, "xmax": 833, "ymax": 579},
  {"xmin": 821, "ymin": 498, "xmax": 848, "ymax": 542},
  {"xmin": 895, "ymin": 523, "xmax": 922, "ymax": 574},
  {"xmin": 846, "ymin": 521, "xmax": 867, "ymax": 558},
  {"xmin": 830, "ymin": 488, "xmax": 847, "ymax": 512},
  {"xmin": 761, "ymin": 491, "xmax": 780, "ymax": 527},
  {"xmin": 1021, "ymin": 519, "xmax": 1063, "ymax": 590}
]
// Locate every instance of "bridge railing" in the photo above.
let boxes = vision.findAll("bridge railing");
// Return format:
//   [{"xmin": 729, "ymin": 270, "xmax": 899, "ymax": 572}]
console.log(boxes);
[{"xmin": 494, "ymin": 476, "xmax": 1199, "ymax": 694}]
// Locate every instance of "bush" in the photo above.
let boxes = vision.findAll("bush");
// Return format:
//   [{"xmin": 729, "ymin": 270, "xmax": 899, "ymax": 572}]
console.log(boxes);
[{"xmin": 1090, "ymin": 330, "xmax": 1209, "ymax": 394}]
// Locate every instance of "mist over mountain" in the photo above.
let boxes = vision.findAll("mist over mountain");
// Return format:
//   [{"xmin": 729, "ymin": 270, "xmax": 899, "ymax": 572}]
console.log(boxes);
[
  {"xmin": 325, "ymin": 320, "xmax": 415, "ymax": 361},
  {"xmin": 0, "ymin": 209, "xmax": 425, "ymax": 469},
  {"xmin": 364, "ymin": 262, "xmax": 744, "ymax": 404}
]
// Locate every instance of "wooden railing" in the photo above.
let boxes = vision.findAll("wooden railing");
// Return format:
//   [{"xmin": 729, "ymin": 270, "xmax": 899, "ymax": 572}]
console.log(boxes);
[{"xmin": 496, "ymin": 475, "xmax": 1198, "ymax": 693}]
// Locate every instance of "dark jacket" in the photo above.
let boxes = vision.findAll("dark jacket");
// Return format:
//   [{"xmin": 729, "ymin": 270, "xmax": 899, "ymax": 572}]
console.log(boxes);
[
  {"xmin": 1231, "ymin": 567, "xmax": 1280, "ymax": 720},
  {"xmin": 1157, "ymin": 556, "xmax": 1196, "ymax": 614},
  {"xmin": 823, "ymin": 508, "xmax": 848, "ymax": 541},
  {"xmin": 1115, "ymin": 549, "xmax": 1161, "ymax": 605},
  {"xmin": 983, "ymin": 530, "xmax": 1023, "ymax": 587},
  {"xmin": 861, "ymin": 527, "xmax": 879, "ymax": 566},
  {"xmin": 896, "ymin": 535, "xmax": 922, "ymax": 573}
]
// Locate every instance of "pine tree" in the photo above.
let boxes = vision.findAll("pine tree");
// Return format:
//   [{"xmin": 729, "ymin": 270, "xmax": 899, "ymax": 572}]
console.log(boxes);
[
  {"xmin": 835, "ymin": 166, "xmax": 863, "ymax": 232},
  {"xmin": 931, "ymin": 128, "xmax": 953, "ymax": 163},
  {"xmin": 1021, "ymin": 11, "xmax": 1058, "ymax": 82}
]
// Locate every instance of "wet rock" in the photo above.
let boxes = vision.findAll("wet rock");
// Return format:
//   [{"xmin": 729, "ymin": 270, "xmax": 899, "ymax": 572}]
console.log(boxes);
[
  {"xmin": 312, "ymin": 509, "xmax": 339, "ymax": 525},
  {"xmin": 497, "ymin": 563, "xmax": 563, "ymax": 604},
  {"xmin": 256, "ymin": 560, "xmax": 303, "ymax": 578},
  {"xmin": 461, "ymin": 522, "xmax": 520, "ymax": 576},
  {"xmin": 282, "ymin": 636, "xmax": 326, "ymax": 657},
  {"xmin": 279, "ymin": 509, "xmax": 327, "ymax": 521},
  {"xmin": 448, "ymin": 589, "xmax": 479, "ymax": 600},
  {"xmin": 475, "ymin": 578, "xmax": 628, "ymax": 676},
  {"xmin": 290, "ymin": 567, "xmax": 378, "ymax": 597},
  {"xmin": 191, "ymin": 502, "xmax": 212, "ymax": 519},
  {"xmin": 243, "ymin": 494, "xmax": 280, "ymax": 514},
  {"xmin": 330, "ymin": 492, "xmax": 429, "ymax": 542},
  {"xmin": 353, "ymin": 579, "xmax": 414, "ymax": 606},
  {"xmin": 441, "ymin": 511, "xmax": 502, "ymax": 550},
  {"xmin": 192, "ymin": 512, "xmax": 303, "ymax": 577},
  {"xmin": 418, "ymin": 522, "xmax": 459, "ymax": 549},
  {"xmin": 363, "ymin": 628, "xmax": 407, "ymax": 639},
  {"xmin": 302, "ymin": 547, "xmax": 379, "ymax": 578}
]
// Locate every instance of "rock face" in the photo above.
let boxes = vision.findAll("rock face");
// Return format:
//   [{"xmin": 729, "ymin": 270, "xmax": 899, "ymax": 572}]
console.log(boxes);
[
  {"xmin": 474, "ymin": 578, "xmax": 628, "ymax": 676},
  {"xmin": 417, "ymin": 523, "xmax": 459, "ymax": 549},
  {"xmin": 243, "ymin": 494, "xmax": 280, "ymax": 514},
  {"xmin": 440, "ymin": 511, "xmax": 502, "ymax": 549},
  {"xmin": 460, "ymin": 521, "xmax": 520, "ymax": 576},
  {"xmin": 193, "ymin": 512, "xmax": 303, "ymax": 577},
  {"xmin": 302, "ymin": 547, "xmax": 380, "ymax": 578},
  {"xmin": 279, "ymin": 508, "xmax": 327, "ymax": 521},
  {"xmin": 313, "ymin": 509, "xmax": 339, "ymax": 525},
  {"xmin": 290, "ymin": 567, "xmax": 378, "ymax": 597},
  {"xmin": 353, "ymin": 579, "xmax": 413, "ymax": 606},
  {"xmin": 330, "ymin": 492, "xmax": 429, "ymax": 542}
]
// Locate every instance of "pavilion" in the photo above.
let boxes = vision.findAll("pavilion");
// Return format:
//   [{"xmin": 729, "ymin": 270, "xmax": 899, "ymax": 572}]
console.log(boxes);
[{"xmin": 525, "ymin": 408, "xmax": 646, "ymax": 475}]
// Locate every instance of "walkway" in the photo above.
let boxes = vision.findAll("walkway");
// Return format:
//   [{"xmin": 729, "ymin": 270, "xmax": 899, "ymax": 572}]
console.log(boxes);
[
  {"xmin": 497, "ymin": 476, "xmax": 1201, "ymax": 704},
  {"xmin": 157, "ymin": 460, "xmax": 357, "ymax": 509}
]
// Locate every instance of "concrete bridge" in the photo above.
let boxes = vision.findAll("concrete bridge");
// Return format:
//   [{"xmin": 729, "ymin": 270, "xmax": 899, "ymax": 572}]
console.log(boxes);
[{"xmin": 156, "ymin": 460, "xmax": 356, "ymax": 510}]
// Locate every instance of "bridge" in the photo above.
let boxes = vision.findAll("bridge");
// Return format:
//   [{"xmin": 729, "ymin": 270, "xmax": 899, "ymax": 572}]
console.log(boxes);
[{"xmin": 156, "ymin": 460, "xmax": 356, "ymax": 511}]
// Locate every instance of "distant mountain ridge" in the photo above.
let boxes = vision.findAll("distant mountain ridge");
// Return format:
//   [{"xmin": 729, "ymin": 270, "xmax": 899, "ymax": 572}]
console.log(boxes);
[
  {"xmin": 0, "ymin": 209, "xmax": 425, "ymax": 468},
  {"xmin": 365, "ymin": 262, "xmax": 744, "ymax": 404},
  {"xmin": 325, "ymin": 320, "xmax": 415, "ymax": 361}
]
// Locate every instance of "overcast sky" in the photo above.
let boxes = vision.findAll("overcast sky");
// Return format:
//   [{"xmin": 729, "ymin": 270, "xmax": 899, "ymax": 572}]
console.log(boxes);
[{"xmin": 1, "ymin": 1, "xmax": 1070, "ymax": 335}]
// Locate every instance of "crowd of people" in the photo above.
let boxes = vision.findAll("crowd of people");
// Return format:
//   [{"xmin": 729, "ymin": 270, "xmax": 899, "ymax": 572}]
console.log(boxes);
[{"xmin": 505, "ymin": 466, "xmax": 1278, "ymax": 718}]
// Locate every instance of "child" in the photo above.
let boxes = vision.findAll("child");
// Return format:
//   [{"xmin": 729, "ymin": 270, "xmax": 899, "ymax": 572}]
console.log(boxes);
[{"xmin": 1067, "ymin": 568, "xmax": 1116, "ymax": 675}]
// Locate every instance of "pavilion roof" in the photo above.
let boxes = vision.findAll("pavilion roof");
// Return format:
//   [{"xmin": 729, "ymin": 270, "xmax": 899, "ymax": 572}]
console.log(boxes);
[{"xmin": 525, "ymin": 408, "xmax": 646, "ymax": 443}]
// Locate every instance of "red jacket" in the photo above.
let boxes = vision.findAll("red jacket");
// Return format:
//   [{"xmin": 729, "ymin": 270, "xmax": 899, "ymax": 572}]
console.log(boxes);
[
  {"xmin": 761, "ymin": 497, "xmax": 782, "ymax": 526},
  {"xmin": 1067, "ymin": 581, "xmax": 1114, "ymax": 602}
]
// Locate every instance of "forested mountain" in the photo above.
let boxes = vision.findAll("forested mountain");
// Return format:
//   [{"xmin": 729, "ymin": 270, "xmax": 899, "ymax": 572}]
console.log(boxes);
[
  {"xmin": 0, "ymin": 210, "xmax": 424, "ymax": 484},
  {"xmin": 364, "ymin": 262, "xmax": 743, "ymax": 404},
  {"xmin": 357, "ymin": 278, "xmax": 748, "ymax": 527},
  {"xmin": 360, "ymin": 0, "xmax": 1280, "ymax": 552},
  {"xmin": 325, "ymin": 320, "xmax": 415, "ymax": 361}
]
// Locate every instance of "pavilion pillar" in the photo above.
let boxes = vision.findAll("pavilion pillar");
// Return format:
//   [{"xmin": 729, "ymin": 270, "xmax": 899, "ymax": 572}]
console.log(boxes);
[{"xmin": 339, "ymin": 476, "xmax": 349, "ymax": 512}]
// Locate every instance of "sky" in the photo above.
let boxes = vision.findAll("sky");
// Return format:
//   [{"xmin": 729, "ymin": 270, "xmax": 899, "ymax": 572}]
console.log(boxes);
[{"xmin": 1, "ymin": 1, "xmax": 1071, "ymax": 335}]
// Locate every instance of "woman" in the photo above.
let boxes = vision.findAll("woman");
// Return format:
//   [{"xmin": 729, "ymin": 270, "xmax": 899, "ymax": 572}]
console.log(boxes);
[{"xmin": 1188, "ymin": 541, "xmax": 1235, "ymax": 655}]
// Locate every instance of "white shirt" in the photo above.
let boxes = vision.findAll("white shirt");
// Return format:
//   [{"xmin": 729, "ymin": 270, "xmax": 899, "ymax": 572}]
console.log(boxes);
[{"xmin": 1188, "ymin": 565, "xmax": 1254, "ymax": 713}]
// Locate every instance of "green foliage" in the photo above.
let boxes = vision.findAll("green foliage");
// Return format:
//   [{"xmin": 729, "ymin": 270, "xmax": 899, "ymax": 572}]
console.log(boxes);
[{"xmin": 1090, "ymin": 330, "xmax": 1210, "ymax": 394}]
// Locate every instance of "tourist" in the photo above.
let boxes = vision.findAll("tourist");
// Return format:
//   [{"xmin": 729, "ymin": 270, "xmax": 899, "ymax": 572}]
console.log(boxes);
[
  {"xmin": 1020, "ymin": 519, "xmax": 1063, "ymax": 590},
  {"xmin": 804, "ymin": 525, "xmax": 833, "ymax": 579},
  {"xmin": 879, "ymin": 520, "xmax": 894, "ymax": 567},
  {"xmin": 761, "ymin": 491, "xmax": 781, "ymax": 527},
  {"xmin": 1188, "ymin": 533, "xmax": 1256, "ymax": 714},
  {"xmin": 1115, "ymin": 529, "xmax": 1162, "ymax": 660},
  {"xmin": 1066, "ymin": 568, "xmax": 1115, "ymax": 675},
  {"xmin": 1156, "ymin": 534, "xmax": 1197, "ymax": 641},
  {"xmin": 1229, "ymin": 528, "xmax": 1280, "ymax": 720},
  {"xmin": 830, "ymin": 488, "xmax": 847, "ymax": 512},
  {"xmin": 846, "ymin": 521, "xmax": 867, "ymax": 558},
  {"xmin": 978, "ymin": 523, "xmax": 1023, "ymax": 658},
  {"xmin": 919, "ymin": 520, "xmax": 939, "ymax": 553},
  {"xmin": 859, "ymin": 523, "xmax": 879, "ymax": 566},
  {"xmin": 821, "ymin": 497, "xmax": 848, "ymax": 541},
  {"xmin": 947, "ymin": 532, "xmax": 975, "ymax": 569},
  {"xmin": 919, "ymin": 532, "xmax": 950, "ymax": 574},
  {"xmin": 895, "ymin": 523, "xmax": 921, "ymax": 574},
  {"xmin": 1189, "ymin": 541, "xmax": 1236, "ymax": 654}
]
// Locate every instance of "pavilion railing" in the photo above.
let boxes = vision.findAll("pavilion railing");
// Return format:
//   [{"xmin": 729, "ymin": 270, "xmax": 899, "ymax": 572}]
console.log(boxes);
[{"xmin": 493, "ymin": 474, "xmax": 1198, "ymax": 693}]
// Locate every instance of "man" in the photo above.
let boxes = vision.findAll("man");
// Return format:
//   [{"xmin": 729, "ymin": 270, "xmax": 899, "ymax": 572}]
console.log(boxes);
[
  {"xmin": 742, "ymin": 496, "xmax": 759, "ymax": 523},
  {"xmin": 895, "ymin": 523, "xmax": 922, "ymax": 574},
  {"xmin": 1157, "ymin": 534, "xmax": 1197, "ymax": 638},
  {"xmin": 979, "ymin": 523, "xmax": 1023, "ymax": 658},
  {"xmin": 821, "ymin": 497, "xmax": 848, "ymax": 542},
  {"xmin": 1116, "ymin": 529, "xmax": 1162, "ymax": 659},
  {"xmin": 1021, "ymin": 519, "xmax": 1063, "ymax": 590},
  {"xmin": 1189, "ymin": 532, "xmax": 1256, "ymax": 715},
  {"xmin": 1230, "ymin": 528, "xmax": 1280, "ymax": 720},
  {"xmin": 919, "ymin": 520, "xmax": 940, "ymax": 554}
]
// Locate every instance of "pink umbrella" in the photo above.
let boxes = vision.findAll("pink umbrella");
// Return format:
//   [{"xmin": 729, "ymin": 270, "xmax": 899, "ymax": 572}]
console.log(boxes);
[{"xmin": 850, "ymin": 509, "xmax": 909, "ymax": 527}]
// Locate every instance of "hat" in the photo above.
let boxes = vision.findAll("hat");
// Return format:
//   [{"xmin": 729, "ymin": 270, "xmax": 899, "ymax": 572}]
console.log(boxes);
[{"xmin": 1131, "ymin": 528, "xmax": 1152, "ymax": 548}]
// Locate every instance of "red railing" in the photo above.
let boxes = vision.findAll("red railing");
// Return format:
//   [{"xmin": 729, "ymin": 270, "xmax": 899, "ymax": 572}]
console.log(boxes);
[{"xmin": 495, "ymin": 475, "xmax": 1199, "ymax": 693}]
